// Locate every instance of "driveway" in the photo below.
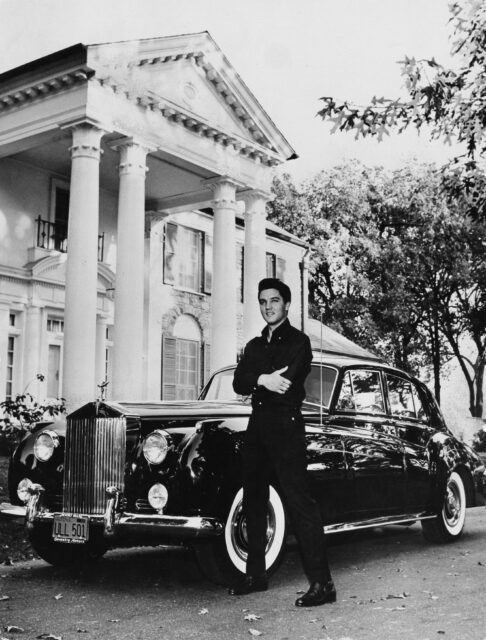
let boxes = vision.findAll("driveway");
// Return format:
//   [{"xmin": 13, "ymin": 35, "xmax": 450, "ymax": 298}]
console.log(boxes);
[{"xmin": 1, "ymin": 508, "xmax": 486, "ymax": 640}]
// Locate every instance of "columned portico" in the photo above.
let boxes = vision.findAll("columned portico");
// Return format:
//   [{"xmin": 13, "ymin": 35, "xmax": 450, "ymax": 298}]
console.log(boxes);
[
  {"xmin": 62, "ymin": 123, "xmax": 104, "ymax": 411},
  {"xmin": 241, "ymin": 191, "xmax": 269, "ymax": 344},
  {"xmin": 207, "ymin": 177, "xmax": 238, "ymax": 372},
  {"xmin": 111, "ymin": 140, "xmax": 150, "ymax": 400}
]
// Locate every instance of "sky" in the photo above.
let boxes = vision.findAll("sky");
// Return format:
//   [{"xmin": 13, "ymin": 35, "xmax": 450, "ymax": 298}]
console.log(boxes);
[{"xmin": 0, "ymin": 0, "xmax": 457, "ymax": 182}]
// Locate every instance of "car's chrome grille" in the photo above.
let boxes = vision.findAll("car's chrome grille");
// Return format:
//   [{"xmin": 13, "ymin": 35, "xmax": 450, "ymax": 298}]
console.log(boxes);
[{"xmin": 63, "ymin": 417, "xmax": 126, "ymax": 515}]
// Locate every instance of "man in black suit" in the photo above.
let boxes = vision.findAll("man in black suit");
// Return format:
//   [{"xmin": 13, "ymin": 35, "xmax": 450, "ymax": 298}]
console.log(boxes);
[{"xmin": 229, "ymin": 278, "xmax": 335, "ymax": 607}]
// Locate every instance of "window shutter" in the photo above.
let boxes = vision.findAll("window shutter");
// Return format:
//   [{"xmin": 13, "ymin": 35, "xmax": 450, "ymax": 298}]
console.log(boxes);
[
  {"xmin": 163, "ymin": 223, "xmax": 177, "ymax": 285},
  {"xmin": 203, "ymin": 233, "xmax": 213, "ymax": 293},
  {"xmin": 203, "ymin": 342, "xmax": 211, "ymax": 385},
  {"xmin": 276, "ymin": 256, "xmax": 286, "ymax": 280},
  {"xmin": 161, "ymin": 335, "xmax": 177, "ymax": 400}
]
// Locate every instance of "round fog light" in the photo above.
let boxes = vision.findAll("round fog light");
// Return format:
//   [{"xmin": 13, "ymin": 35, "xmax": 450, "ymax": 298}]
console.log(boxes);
[
  {"xmin": 148, "ymin": 483, "xmax": 168, "ymax": 512},
  {"xmin": 34, "ymin": 430, "xmax": 59, "ymax": 462},
  {"xmin": 17, "ymin": 478, "xmax": 33, "ymax": 503}
]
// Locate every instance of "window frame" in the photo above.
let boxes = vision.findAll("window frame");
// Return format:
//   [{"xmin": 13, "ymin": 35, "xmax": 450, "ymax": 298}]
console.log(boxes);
[
  {"xmin": 163, "ymin": 221, "xmax": 209, "ymax": 295},
  {"xmin": 334, "ymin": 367, "xmax": 387, "ymax": 416}
]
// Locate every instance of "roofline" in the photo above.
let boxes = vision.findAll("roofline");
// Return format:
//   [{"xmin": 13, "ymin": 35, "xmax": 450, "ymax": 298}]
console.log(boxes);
[{"xmin": 0, "ymin": 44, "xmax": 88, "ymax": 88}]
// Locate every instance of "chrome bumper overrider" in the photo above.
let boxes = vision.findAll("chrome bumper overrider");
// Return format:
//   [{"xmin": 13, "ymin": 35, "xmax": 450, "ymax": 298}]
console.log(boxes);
[{"xmin": 0, "ymin": 485, "xmax": 224, "ymax": 540}]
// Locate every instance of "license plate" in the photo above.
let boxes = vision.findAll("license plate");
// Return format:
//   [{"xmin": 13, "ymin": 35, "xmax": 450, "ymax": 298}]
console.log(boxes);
[{"xmin": 52, "ymin": 515, "xmax": 89, "ymax": 544}]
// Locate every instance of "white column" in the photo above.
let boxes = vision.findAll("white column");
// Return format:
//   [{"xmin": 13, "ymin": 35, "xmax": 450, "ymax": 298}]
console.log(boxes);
[
  {"xmin": 95, "ymin": 314, "xmax": 108, "ymax": 393},
  {"xmin": 241, "ymin": 191, "xmax": 269, "ymax": 344},
  {"xmin": 0, "ymin": 303, "xmax": 10, "ymax": 397},
  {"xmin": 208, "ymin": 177, "xmax": 238, "ymax": 371},
  {"xmin": 111, "ymin": 140, "xmax": 150, "ymax": 400},
  {"xmin": 23, "ymin": 304, "xmax": 43, "ymax": 396},
  {"xmin": 62, "ymin": 124, "xmax": 104, "ymax": 412}
]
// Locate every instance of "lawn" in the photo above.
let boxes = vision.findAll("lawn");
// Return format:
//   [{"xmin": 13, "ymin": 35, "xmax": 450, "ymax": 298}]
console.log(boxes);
[{"xmin": 0, "ymin": 455, "xmax": 38, "ymax": 563}]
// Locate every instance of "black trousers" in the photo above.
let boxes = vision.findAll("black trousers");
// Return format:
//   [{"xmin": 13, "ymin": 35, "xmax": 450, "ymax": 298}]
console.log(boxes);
[{"xmin": 242, "ymin": 405, "xmax": 331, "ymax": 583}]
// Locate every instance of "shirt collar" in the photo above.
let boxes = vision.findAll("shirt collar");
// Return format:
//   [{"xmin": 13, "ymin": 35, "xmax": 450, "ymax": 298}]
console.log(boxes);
[{"xmin": 261, "ymin": 317, "xmax": 292, "ymax": 342}]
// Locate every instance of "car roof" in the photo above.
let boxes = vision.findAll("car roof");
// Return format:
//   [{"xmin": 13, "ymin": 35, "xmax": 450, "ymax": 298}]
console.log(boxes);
[{"xmin": 214, "ymin": 353, "xmax": 414, "ymax": 380}]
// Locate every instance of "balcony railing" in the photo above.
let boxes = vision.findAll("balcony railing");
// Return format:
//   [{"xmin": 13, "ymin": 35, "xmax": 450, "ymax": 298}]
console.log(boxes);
[{"xmin": 36, "ymin": 217, "xmax": 105, "ymax": 262}]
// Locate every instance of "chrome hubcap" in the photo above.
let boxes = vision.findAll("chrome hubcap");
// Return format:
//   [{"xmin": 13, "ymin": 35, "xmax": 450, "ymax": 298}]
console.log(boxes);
[
  {"xmin": 444, "ymin": 482, "xmax": 461, "ymax": 526},
  {"xmin": 230, "ymin": 501, "xmax": 277, "ymax": 562}
]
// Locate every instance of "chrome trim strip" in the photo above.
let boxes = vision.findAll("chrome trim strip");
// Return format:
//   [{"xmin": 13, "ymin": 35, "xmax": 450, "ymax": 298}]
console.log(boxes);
[
  {"xmin": 324, "ymin": 512, "xmax": 436, "ymax": 534},
  {"xmin": 0, "ymin": 502, "xmax": 27, "ymax": 519},
  {"xmin": 1, "ymin": 502, "xmax": 435, "ymax": 539}
]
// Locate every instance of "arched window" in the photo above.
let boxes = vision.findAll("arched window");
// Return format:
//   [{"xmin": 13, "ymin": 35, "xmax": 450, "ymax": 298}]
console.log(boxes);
[{"xmin": 161, "ymin": 315, "xmax": 204, "ymax": 400}]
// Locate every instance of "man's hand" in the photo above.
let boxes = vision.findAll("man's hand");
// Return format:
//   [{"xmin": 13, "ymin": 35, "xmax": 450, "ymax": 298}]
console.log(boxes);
[{"xmin": 257, "ymin": 366, "xmax": 291, "ymax": 394}]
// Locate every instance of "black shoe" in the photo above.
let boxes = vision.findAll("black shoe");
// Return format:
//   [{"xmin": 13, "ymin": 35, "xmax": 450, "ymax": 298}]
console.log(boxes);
[
  {"xmin": 295, "ymin": 580, "xmax": 336, "ymax": 607},
  {"xmin": 228, "ymin": 575, "xmax": 268, "ymax": 596}
]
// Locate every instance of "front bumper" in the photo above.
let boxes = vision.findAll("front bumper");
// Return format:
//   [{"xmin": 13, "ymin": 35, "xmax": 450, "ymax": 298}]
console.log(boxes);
[{"xmin": 0, "ymin": 486, "xmax": 224, "ymax": 542}]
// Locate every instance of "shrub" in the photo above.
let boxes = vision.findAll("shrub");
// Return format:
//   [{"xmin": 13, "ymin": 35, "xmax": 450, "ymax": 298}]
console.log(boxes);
[
  {"xmin": 471, "ymin": 425, "xmax": 486, "ymax": 453},
  {"xmin": 0, "ymin": 392, "xmax": 65, "ymax": 455}
]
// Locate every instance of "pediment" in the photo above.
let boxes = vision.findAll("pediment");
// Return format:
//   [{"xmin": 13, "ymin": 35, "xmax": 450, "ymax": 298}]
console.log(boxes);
[{"xmin": 87, "ymin": 33, "xmax": 295, "ymax": 158}]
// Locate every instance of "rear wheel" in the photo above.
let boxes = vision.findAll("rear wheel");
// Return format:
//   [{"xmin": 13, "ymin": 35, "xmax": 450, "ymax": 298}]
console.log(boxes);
[
  {"xmin": 421, "ymin": 471, "xmax": 466, "ymax": 543},
  {"xmin": 194, "ymin": 486, "xmax": 286, "ymax": 585},
  {"xmin": 29, "ymin": 527, "xmax": 108, "ymax": 567}
]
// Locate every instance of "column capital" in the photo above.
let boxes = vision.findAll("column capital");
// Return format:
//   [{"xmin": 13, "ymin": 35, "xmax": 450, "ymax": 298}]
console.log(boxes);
[
  {"xmin": 240, "ymin": 189, "xmax": 273, "ymax": 218},
  {"xmin": 203, "ymin": 176, "xmax": 242, "ymax": 211},
  {"xmin": 66, "ymin": 122, "xmax": 106, "ymax": 161},
  {"xmin": 110, "ymin": 137, "xmax": 155, "ymax": 176}
]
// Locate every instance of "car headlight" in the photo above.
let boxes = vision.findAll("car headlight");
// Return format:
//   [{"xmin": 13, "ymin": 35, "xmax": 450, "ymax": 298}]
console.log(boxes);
[
  {"xmin": 148, "ymin": 483, "xmax": 168, "ymax": 512},
  {"xmin": 143, "ymin": 430, "xmax": 169, "ymax": 465},
  {"xmin": 33, "ymin": 430, "xmax": 59, "ymax": 462},
  {"xmin": 17, "ymin": 478, "xmax": 34, "ymax": 503}
]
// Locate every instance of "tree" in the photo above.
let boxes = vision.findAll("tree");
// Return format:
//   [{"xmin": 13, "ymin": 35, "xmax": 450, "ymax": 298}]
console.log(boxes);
[
  {"xmin": 317, "ymin": 0, "xmax": 486, "ymax": 219},
  {"xmin": 269, "ymin": 162, "xmax": 486, "ymax": 413}
]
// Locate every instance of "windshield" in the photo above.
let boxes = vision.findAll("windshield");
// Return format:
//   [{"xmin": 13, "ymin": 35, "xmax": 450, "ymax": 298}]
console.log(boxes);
[{"xmin": 201, "ymin": 364, "xmax": 337, "ymax": 408}]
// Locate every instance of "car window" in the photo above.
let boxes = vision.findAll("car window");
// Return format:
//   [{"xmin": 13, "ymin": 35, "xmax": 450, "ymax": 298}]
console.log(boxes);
[
  {"xmin": 336, "ymin": 369, "xmax": 385, "ymax": 414},
  {"xmin": 304, "ymin": 365, "xmax": 337, "ymax": 408},
  {"xmin": 202, "ymin": 370, "xmax": 241, "ymax": 401},
  {"xmin": 410, "ymin": 381, "xmax": 428, "ymax": 422},
  {"xmin": 386, "ymin": 374, "xmax": 417, "ymax": 418},
  {"xmin": 386, "ymin": 374, "xmax": 427, "ymax": 422}
]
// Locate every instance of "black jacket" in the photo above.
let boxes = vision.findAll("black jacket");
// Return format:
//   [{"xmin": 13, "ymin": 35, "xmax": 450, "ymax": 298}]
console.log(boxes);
[{"xmin": 233, "ymin": 318, "xmax": 312, "ymax": 409}]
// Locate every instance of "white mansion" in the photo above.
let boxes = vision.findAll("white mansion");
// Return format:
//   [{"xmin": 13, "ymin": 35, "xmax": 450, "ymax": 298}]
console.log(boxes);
[{"xmin": 0, "ymin": 32, "xmax": 319, "ymax": 410}]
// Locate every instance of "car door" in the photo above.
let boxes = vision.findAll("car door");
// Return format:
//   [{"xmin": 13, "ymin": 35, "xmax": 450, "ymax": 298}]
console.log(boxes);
[
  {"xmin": 385, "ymin": 372, "xmax": 434, "ymax": 511},
  {"xmin": 303, "ymin": 364, "xmax": 354, "ymax": 525},
  {"xmin": 331, "ymin": 368, "xmax": 406, "ymax": 518}
]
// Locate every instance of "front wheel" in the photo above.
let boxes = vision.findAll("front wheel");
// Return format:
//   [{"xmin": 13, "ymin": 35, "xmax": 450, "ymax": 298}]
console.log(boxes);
[
  {"xmin": 422, "ymin": 471, "xmax": 466, "ymax": 543},
  {"xmin": 29, "ymin": 527, "xmax": 108, "ymax": 567},
  {"xmin": 194, "ymin": 486, "xmax": 286, "ymax": 585}
]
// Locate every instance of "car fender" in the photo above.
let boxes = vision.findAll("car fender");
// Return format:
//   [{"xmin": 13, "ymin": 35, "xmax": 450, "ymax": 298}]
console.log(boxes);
[{"xmin": 178, "ymin": 417, "xmax": 247, "ymax": 518}]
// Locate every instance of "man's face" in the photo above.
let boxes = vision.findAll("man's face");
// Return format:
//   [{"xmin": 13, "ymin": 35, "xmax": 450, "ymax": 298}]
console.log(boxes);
[{"xmin": 258, "ymin": 288, "xmax": 290, "ymax": 327}]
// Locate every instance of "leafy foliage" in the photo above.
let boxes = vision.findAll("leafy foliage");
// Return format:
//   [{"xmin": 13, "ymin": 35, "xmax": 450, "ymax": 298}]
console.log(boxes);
[
  {"xmin": 0, "ymin": 391, "xmax": 65, "ymax": 453},
  {"xmin": 269, "ymin": 161, "xmax": 486, "ymax": 414},
  {"xmin": 471, "ymin": 426, "xmax": 486, "ymax": 452},
  {"xmin": 317, "ymin": 0, "xmax": 486, "ymax": 219}
]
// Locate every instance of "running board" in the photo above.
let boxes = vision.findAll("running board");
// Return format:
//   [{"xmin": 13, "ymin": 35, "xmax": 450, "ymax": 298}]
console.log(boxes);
[{"xmin": 324, "ymin": 512, "xmax": 436, "ymax": 535}]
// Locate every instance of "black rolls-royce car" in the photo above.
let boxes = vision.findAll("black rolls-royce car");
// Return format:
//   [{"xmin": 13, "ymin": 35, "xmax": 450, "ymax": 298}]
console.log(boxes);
[{"xmin": 1, "ymin": 353, "xmax": 485, "ymax": 585}]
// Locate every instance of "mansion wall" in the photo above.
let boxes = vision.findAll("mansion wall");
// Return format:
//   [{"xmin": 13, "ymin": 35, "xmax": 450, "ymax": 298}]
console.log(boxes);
[{"xmin": 0, "ymin": 157, "xmax": 307, "ymax": 404}]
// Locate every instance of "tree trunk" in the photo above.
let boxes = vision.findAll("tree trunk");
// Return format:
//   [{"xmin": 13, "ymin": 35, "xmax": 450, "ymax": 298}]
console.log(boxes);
[{"xmin": 472, "ymin": 359, "xmax": 485, "ymax": 418}]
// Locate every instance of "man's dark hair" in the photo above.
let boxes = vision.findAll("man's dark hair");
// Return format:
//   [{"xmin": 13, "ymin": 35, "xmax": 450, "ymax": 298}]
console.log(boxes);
[{"xmin": 258, "ymin": 278, "xmax": 291, "ymax": 303}]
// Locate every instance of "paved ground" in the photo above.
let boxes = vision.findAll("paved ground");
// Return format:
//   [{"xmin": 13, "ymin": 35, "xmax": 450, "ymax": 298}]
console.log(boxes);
[{"xmin": 1, "ymin": 507, "xmax": 486, "ymax": 640}]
